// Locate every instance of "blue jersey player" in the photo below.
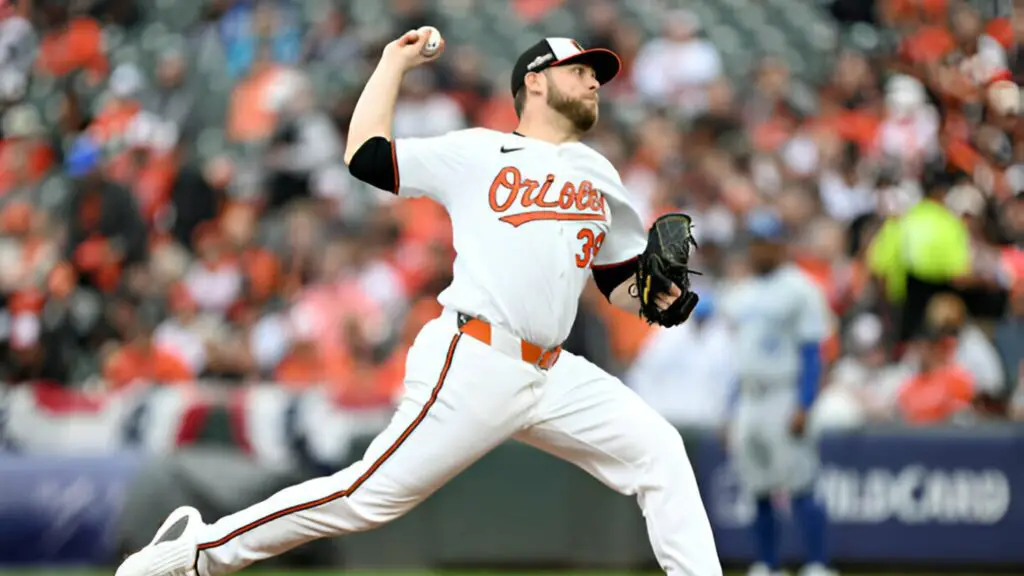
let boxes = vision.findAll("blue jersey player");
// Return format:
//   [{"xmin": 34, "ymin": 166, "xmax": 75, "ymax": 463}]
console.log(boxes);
[{"xmin": 719, "ymin": 209, "xmax": 837, "ymax": 576}]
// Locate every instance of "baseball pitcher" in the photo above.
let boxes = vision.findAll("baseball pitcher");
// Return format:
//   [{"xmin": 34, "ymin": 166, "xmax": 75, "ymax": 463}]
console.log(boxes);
[
  {"xmin": 115, "ymin": 28, "xmax": 723, "ymax": 576},
  {"xmin": 719, "ymin": 209, "xmax": 836, "ymax": 576}
]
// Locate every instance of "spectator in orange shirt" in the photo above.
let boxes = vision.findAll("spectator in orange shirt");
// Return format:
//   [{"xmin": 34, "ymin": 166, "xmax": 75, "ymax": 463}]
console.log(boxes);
[
  {"xmin": 222, "ymin": 202, "xmax": 281, "ymax": 306},
  {"xmin": 512, "ymin": 0, "xmax": 562, "ymax": 23},
  {"xmin": 984, "ymin": 16, "xmax": 1014, "ymax": 50},
  {"xmin": 227, "ymin": 45, "xmax": 286, "ymax": 143},
  {"xmin": 106, "ymin": 114, "xmax": 181, "ymax": 225},
  {"xmin": 274, "ymin": 336, "xmax": 326, "ymax": 391},
  {"xmin": 588, "ymin": 279, "xmax": 650, "ymax": 371},
  {"xmin": 328, "ymin": 316, "xmax": 404, "ymax": 408},
  {"xmin": 896, "ymin": 323, "xmax": 977, "ymax": 425},
  {"xmin": 899, "ymin": 23, "xmax": 956, "ymax": 67},
  {"xmin": 34, "ymin": 3, "xmax": 107, "ymax": 83},
  {"xmin": 103, "ymin": 316, "xmax": 194, "ymax": 389},
  {"xmin": 473, "ymin": 84, "xmax": 520, "ymax": 133}
]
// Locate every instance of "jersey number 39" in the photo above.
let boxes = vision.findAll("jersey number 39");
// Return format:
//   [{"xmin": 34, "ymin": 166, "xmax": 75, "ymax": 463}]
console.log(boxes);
[{"xmin": 576, "ymin": 228, "xmax": 606, "ymax": 269}]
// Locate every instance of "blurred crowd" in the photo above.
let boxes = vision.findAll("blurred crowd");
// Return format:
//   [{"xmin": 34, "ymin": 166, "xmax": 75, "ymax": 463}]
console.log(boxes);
[{"xmin": 0, "ymin": 0, "xmax": 1021, "ymax": 431}]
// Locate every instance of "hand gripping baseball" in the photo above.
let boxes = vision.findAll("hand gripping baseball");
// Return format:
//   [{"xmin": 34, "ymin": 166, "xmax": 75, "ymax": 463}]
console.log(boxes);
[{"xmin": 383, "ymin": 26, "xmax": 445, "ymax": 71}]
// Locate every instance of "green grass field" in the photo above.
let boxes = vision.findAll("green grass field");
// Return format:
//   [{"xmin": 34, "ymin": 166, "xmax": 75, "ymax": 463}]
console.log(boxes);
[
  {"xmin": 0, "ymin": 565, "xmax": 1007, "ymax": 569},
  {"xmin": 0, "ymin": 569, "xmax": 901, "ymax": 573},
  {"xmin": 5, "ymin": 570, "xmax": 690, "ymax": 575}
]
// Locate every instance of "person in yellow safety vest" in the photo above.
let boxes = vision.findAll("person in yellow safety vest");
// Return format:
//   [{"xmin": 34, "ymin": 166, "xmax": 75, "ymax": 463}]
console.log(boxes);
[{"xmin": 868, "ymin": 163, "xmax": 972, "ymax": 343}]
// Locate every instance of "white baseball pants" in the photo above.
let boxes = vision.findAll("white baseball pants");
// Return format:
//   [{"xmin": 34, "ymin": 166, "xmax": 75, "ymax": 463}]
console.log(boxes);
[
  {"xmin": 729, "ymin": 383, "xmax": 820, "ymax": 496},
  {"xmin": 194, "ymin": 311, "xmax": 722, "ymax": 576}
]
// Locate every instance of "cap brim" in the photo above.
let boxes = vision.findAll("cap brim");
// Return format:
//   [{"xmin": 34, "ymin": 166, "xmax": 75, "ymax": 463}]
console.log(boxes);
[{"xmin": 551, "ymin": 48, "xmax": 622, "ymax": 86}]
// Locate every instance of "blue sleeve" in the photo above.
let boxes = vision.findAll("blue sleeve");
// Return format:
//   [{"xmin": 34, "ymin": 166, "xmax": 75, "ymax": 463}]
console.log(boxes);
[{"xmin": 798, "ymin": 342, "xmax": 822, "ymax": 410}]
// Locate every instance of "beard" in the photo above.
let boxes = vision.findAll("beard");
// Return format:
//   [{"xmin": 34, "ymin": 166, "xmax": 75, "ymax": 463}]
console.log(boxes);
[{"xmin": 547, "ymin": 84, "xmax": 598, "ymax": 133}]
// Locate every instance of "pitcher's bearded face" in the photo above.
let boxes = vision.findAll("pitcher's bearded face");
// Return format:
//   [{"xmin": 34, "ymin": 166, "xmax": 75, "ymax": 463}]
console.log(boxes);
[
  {"xmin": 544, "ymin": 65, "xmax": 599, "ymax": 133},
  {"xmin": 547, "ymin": 83, "xmax": 598, "ymax": 132}
]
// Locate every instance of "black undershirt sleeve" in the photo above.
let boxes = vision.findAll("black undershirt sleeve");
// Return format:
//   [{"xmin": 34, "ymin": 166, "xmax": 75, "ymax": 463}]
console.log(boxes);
[
  {"xmin": 591, "ymin": 256, "xmax": 639, "ymax": 300},
  {"xmin": 347, "ymin": 136, "xmax": 398, "ymax": 194}
]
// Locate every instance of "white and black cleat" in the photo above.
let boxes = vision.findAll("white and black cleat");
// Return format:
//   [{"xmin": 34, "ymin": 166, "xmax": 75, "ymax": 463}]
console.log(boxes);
[{"xmin": 115, "ymin": 506, "xmax": 204, "ymax": 576}]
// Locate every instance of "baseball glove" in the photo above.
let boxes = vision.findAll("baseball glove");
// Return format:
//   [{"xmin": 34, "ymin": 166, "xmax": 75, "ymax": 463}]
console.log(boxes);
[{"xmin": 635, "ymin": 213, "xmax": 701, "ymax": 327}]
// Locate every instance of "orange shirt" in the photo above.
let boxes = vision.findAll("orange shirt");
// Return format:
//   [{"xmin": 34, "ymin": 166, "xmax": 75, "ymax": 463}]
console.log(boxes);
[
  {"xmin": 592, "ymin": 289, "xmax": 654, "ymax": 366},
  {"xmin": 36, "ymin": 18, "xmax": 108, "ymax": 78},
  {"xmin": 881, "ymin": 0, "xmax": 947, "ymax": 24},
  {"xmin": 474, "ymin": 94, "xmax": 520, "ymax": 133},
  {"xmin": 944, "ymin": 138, "xmax": 1013, "ymax": 200},
  {"xmin": 71, "ymin": 233, "xmax": 125, "ymax": 293},
  {"xmin": 239, "ymin": 247, "xmax": 281, "ymax": 300},
  {"xmin": 512, "ymin": 0, "xmax": 563, "ymax": 22},
  {"xmin": 945, "ymin": 137, "xmax": 982, "ymax": 175},
  {"xmin": 401, "ymin": 297, "xmax": 443, "ymax": 345},
  {"xmin": 330, "ymin": 353, "xmax": 406, "ymax": 408},
  {"xmin": 819, "ymin": 109, "xmax": 882, "ymax": 151},
  {"xmin": 900, "ymin": 25, "xmax": 956, "ymax": 65},
  {"xmin": 985, "ymin": 17, "xmax": 1013, "ymax": 50},
  {"xmin": 0, "ymin": 140, "xmax": 54, "ymax": 193},
  {"xmin": 1002, "ymin": 247, "xmax": 1024, "ymax": 293},
  {"xmin": 106, "ymin": 149, "xmax": 178, "ymax": 223},
  {"xmin": 104, "ymin": 344, "xmax": 194, "ymax": 389},
  {"xmin": 274, "ymin": 344, "xmax": 405, "ymax": 409},
  {"xmin": 274, "ymin": 347, "xmax": 327, "ymax": 391},
  {"xmin": 394, "ymin": 197, "xmax": 451, "ymax": 244},
  {"xmin": 89, "ymin": 100, "xmax": 142, "ymax": 145},
  {"xmin": 227, "ymin": 66, "xmax": 284, "ymax": 142},
  {"xmin": 750, "ymin": 118, "xmax": 793, "ymax": 153},
  {"xmin": 897, "ymin": 364, "xmax": 975, "ymax": 424}
]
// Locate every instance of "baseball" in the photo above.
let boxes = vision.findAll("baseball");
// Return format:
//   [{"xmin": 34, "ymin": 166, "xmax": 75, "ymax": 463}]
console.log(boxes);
[{"xmin": 418, "ymin": 26, "xmax": 443, "ymax": 57}]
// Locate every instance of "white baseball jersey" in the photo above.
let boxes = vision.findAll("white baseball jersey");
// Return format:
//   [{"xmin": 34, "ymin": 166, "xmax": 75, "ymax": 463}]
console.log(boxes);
[
  {"xmin": 393, "ymin": 127, "xmax": 647, "ymax": 348},
  {"xmin": 719, "ymin": 264, "xmax": 831, "ymax": 387},
  {"xmin": 129, "ymin": 45, "xmax": 724, "ymax": 576}
]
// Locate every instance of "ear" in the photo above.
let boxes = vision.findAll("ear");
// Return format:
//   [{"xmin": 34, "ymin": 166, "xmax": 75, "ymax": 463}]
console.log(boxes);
[{"xmin": 524, "ymin": 70, "xmax": 546, "ymax": 96}]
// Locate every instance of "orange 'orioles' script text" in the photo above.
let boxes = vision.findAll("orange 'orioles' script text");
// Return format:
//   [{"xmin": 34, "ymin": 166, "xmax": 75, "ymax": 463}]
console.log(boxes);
[{"xmin": 488, "ymin": 166, "xmax": 607, "ymax": 228}]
